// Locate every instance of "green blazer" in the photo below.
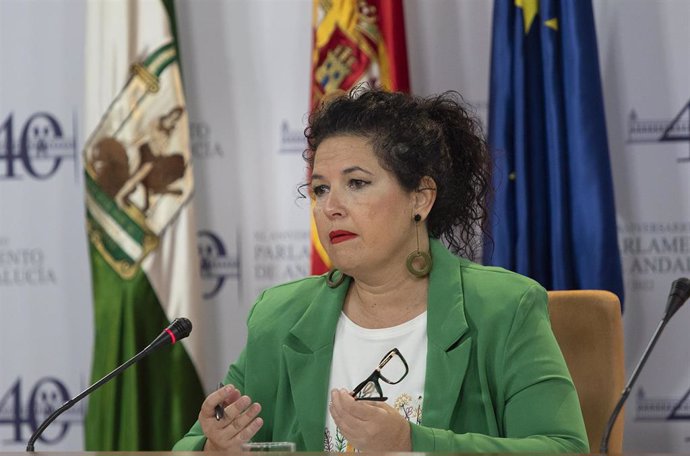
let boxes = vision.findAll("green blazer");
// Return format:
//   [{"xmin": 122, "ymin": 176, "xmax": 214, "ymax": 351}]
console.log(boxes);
[{"xmin": 173, "ymin": 239, "xmax": 588, "ymax": 452}]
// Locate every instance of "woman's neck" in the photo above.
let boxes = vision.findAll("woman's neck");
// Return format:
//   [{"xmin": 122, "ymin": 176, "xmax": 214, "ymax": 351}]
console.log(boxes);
[{"xmin": 343, "ymin": 270, "xmax": 428, "ymax": 329}]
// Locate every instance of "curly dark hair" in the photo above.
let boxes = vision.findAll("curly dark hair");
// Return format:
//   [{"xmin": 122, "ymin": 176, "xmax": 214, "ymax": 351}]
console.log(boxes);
[{"xmin": 303, "ymin": 87, "xmax": 491, "ymax": 259}]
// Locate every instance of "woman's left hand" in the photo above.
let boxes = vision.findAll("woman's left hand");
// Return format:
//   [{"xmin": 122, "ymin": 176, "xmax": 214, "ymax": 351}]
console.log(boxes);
[{"xmin": 329, "ymin": 388, "xmax": 412, "ymax": 451}]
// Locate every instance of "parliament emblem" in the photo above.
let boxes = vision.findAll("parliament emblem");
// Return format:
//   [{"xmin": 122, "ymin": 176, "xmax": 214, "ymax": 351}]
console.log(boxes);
[
  {"xmin": 636, "ymin": 387, "xmax": 690, "ymax": 421},
  {"xmin": 627, "ymin": 99, "xmax": 690, "ymax": 162}
]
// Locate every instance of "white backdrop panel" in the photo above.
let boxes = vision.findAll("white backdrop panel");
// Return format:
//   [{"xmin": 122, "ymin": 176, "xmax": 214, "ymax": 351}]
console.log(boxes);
[
  {"xmin": 595, "ymin": 0, "xmax": 690, "ymax": 450},
  {"xmin": 0, "ymin": 0, "xmax": 91, "ymax": 451}
]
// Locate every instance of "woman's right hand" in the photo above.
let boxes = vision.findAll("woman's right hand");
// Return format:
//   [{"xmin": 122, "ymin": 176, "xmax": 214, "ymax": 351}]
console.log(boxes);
[{"xmin": 200, "ymin": 384, "xmax": 264, "ymax": 451}]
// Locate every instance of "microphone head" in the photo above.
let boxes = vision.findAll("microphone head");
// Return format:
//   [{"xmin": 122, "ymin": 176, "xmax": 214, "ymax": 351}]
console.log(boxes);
[
  {"xmin": 168, "ymin": 317, "xmax": 193, "ymax": 341},
  {"xmin": 665, "ymin": 277, "xmax": 690, "ymax": 321}
]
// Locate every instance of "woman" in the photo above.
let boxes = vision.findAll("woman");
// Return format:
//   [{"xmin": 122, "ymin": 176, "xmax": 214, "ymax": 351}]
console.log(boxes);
[{"xmin": 173, "ymin": 89, "xmax": 588, "ymax": 452}]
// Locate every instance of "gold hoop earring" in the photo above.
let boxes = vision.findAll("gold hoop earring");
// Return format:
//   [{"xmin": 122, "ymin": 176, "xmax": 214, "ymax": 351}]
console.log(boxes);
[
  {"xmin": 406, "ymin": 214, "xmax": 432, "ymax": 277},
  {"xmin": 326, "ymin": 269, "xmax": 346, "ymax": 288}
]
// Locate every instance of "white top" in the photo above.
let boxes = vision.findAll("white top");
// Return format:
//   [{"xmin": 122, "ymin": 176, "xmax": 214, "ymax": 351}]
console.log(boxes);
[{"xmin": 323, "ymin": 311, "xmax": 428, "ymax": 452}]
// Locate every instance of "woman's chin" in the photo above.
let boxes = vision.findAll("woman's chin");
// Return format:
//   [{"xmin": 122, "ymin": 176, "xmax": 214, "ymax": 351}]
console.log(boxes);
[
  {"xmin": 329, "ymin": 258, "xmax": 359, "ymax": 277},
  {"xmin": 331, "ymin": 263, "xmax": 355, "ymax": 276}
]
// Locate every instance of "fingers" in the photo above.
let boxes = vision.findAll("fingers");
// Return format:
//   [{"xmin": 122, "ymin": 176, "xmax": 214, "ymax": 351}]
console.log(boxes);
[
  {"xmin": 219, "ymin": 396, "xmax": 260, "ymax": 432},
  {"xmin": 199, "ymin": 385, "xmax": 264, "ymax": 450},
  {"xmin": 329, "ymin": 388, "xmax": 411, "ymax": 452},
  {"xmin": 330, "ymin": 389, "xmax": 371, "ymax": 438},
  {"xmin": 331, "ymin": 389, "xmax": 381, "ymax": 421},
  {"xmin": 201, "ymin": 384, "xmax": 240, "ymax": 418},
  {"xmin": 330, "ymin": 391, "xmax": 374, "ymax": 449},
  {"xmin": 214, "ymin": 398, "xmax": 263, "ymax": 447},
  {"xmin": 232, "ymin": 413, "xmax": 264, "ymax": 443}
]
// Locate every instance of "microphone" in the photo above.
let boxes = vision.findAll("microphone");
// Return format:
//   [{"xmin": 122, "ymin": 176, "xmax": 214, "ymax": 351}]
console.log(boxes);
[
  {"xmin": 599, "ymin": 278, "xmax": 690, "ymax": 453},
  {"xmin": 25, "ymin": 317, "xmax": 192, "ymax": 452}
]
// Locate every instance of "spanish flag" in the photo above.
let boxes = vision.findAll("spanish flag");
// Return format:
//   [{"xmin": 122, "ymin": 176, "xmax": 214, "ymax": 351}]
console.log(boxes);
[{"xmin": 309, "ymin": 0, "xmax": 410, "ymax": 274}]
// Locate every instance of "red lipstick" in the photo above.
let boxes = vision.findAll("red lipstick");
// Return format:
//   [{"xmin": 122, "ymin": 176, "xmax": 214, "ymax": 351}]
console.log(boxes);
[{"xmin": 329, "ymin": 230, "xmax": 357, "ymax": 244}]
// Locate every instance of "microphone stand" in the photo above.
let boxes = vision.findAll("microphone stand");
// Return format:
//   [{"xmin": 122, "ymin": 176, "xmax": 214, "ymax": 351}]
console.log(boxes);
[
  {"xmin": 26, "ymin": 318, "xmax": 191, "ymax": 451},
  {"xmin": 599, "ymin": 277, "xmax": 690, "ymax": 453},
  {"xmin": 26, "ymin": 344, "xmax": 155, "ymax": 451},
  {"xmin": 598, "ymin": 318, "xmax": 666, "ymax": 453}
]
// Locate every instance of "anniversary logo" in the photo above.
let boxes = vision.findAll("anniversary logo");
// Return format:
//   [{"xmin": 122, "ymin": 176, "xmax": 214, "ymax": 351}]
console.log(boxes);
[
  {"xmin": 278, "ymin": 120, "xmax": 307, "ymax": 154},
  {"xmin": 627, "ymin": 99, "xmax": 690, "ymax": 161},
  {"xmin": 0, "ymin": 111, "xmax": 78, "ymax": 180},
  {"xmin": 197, "ymin": 229, "xmax": 239, "ymax": 299},
  {"xmin": 0, "ymin": 376, "xmax": 84, "ymax": 445},
  {"xmin": 636, "ymin": 387, "xmax": 690, "ymax": 421}
]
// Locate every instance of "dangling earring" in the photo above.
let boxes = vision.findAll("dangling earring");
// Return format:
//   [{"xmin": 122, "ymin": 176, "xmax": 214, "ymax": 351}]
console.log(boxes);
[
  {"xmin": 326, "ymin": 269, "xmax": 346, "ymax": 288},
  {"xmin": 406, "ymin": 214, "xmax": 432, "ymax": 277}
]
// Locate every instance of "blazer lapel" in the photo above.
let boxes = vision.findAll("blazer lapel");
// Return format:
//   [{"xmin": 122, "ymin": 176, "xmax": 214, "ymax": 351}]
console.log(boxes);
[
  {"xmin": 422, "ymin": 240, "xmax": 472, "ymax": 429},
  {"xmin": 283, "ymin": 277, "xmax": 350, "ymax": 450}
]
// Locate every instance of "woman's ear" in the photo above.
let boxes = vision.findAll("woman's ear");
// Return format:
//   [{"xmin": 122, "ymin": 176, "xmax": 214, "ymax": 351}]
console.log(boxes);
[{"xmin": 414, "ymin": 176, "xmax": 437, "ymax": 220}]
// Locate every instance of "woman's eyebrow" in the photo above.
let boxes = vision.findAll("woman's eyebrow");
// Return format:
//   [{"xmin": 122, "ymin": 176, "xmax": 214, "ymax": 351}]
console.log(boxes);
[
  {"xmin": 343, "ymin": 166, "xmax": 373, "ymax": 176},
  {"xmin": 311, "ymin": 166, "xmax": 374, "ymax": 181}
]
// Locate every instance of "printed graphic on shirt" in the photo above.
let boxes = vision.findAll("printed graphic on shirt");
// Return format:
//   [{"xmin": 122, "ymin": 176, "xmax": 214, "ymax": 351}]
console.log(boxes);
[{"xmin": 323, "ymin": 393, "xmax": 423, "ymax": 452}]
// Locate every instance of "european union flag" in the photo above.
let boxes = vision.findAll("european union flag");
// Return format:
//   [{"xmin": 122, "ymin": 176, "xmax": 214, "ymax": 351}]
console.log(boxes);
[{"xmin": 484, "ymin": 0, "xmax": 624, "ymax": 305}]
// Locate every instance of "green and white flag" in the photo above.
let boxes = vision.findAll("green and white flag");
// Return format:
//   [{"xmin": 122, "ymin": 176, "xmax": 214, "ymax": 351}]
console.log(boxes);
[{"xmin": 82, "ymin": 0, "xmax": 205, "ymax": 450}]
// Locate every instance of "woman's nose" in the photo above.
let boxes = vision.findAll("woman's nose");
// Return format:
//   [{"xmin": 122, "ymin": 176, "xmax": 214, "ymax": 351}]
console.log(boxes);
[{"xmin": 323, "ymin": 189, "xmax": 345, "ymax": 219}]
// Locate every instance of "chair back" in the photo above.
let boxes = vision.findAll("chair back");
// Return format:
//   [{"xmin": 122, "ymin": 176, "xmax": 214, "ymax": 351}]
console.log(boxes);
[{"xmin": 547, "ymin": 290, "xmax": 625, "ymax": 453}]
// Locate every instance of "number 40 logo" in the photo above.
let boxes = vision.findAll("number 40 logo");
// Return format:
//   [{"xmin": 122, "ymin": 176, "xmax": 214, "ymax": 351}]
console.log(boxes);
[
  {"xmin": 0, "ymin": 112, "xmax": 78, "ymax": 180},
  {"xmin": 0, "ymin": 378, "xmax": 80, "ymax": 445}
]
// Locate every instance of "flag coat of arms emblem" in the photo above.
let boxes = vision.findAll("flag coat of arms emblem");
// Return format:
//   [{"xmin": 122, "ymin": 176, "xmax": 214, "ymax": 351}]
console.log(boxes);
[{"xmin": 85, "ymin": 43, "xmax": 192, "ymax": 278}]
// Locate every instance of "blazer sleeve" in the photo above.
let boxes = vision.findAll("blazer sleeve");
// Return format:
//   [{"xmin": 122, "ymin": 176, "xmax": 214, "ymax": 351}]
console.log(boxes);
[{"xmin": 410, "ymin": 284, "xmax": 589, "ymax": 453}]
